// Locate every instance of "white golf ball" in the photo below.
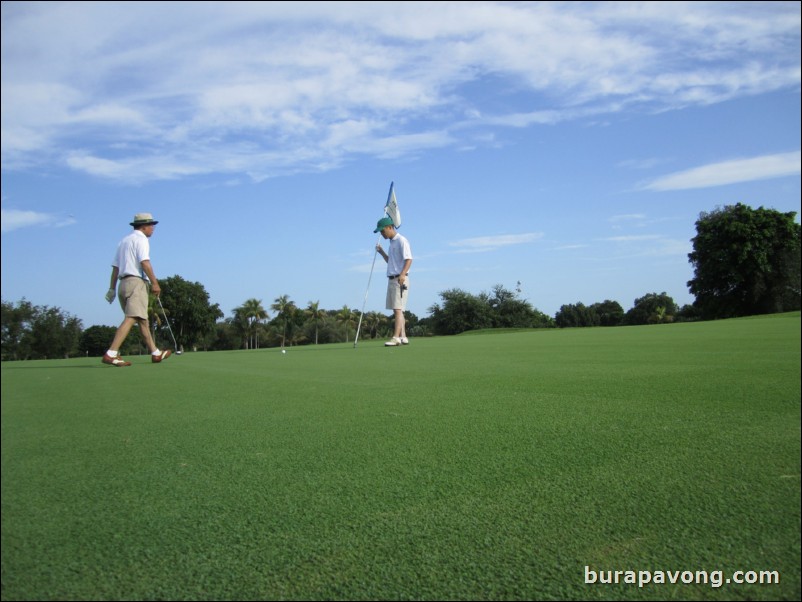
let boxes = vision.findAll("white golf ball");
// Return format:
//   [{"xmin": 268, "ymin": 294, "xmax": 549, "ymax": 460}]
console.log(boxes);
[{"xmin": 281, "ymin": 349, "xmax": 286, "ymax": 354}]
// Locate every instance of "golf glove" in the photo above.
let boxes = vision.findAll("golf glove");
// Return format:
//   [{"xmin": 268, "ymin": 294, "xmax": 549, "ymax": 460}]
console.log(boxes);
[{"xmin": 105, "ymin": 288, "xmax": 116, "ymax": 303}]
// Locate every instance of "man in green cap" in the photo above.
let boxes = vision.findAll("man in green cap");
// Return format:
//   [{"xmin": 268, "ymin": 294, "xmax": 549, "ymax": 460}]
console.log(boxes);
[{"xmin": 374, "ymin": 216, "xmax": 413, "ymax": 346}]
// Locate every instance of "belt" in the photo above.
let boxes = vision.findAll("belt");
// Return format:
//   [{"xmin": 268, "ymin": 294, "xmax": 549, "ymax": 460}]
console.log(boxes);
[
  {"xmin": 389, "ymin": 274, "xmax": 407, "ymax": 280},
  {"xmin": 120, "ymin": 275, "xmax": 141, "ymax": 280}
]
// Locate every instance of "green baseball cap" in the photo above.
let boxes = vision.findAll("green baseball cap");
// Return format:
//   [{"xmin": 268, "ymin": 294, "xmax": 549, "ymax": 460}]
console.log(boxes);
[{"xmin": 374, "ymin": 216, "xmax": 394, "ymax": 232}]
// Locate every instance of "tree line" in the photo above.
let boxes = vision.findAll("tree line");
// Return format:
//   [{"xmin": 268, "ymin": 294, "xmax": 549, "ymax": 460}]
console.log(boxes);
[
  {"xmin": 1, "ymin": 285, "xmax": 683, "ymax": 359},
  {"xmin": 0, "ymin": 290, "xmax": 424, "ymax": 360},
  {"xmin": 2, "ymin": 203, "xmax": 799, "ymax": 360}
]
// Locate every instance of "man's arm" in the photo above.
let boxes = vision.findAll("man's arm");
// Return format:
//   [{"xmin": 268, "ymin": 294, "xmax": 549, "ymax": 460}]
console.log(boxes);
[
  {"xmin": 140, "ymin": 260, "xmax": 160, "ymax": 296},
  {"xmin": 108, "ymin": 266, "xmax": 120, "ymax": 289},
  {"xmin": 398, "ymin": 259, "xmax": 412, "ymax": 286},
  {"xmin": 106, "ymin": 266, "xmax": 120, "ymax": 303}
]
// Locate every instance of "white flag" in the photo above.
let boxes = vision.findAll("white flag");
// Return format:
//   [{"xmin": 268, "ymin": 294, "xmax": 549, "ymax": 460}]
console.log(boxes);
[{"xmin": 384, "ymin": 182, "xmax": 401, "ymax": 228}]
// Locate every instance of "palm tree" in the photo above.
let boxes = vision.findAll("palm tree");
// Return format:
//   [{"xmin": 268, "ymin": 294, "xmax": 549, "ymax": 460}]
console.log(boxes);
[
  {"xmin": 227, "ymin": 310, "xmax": 251, "ymax": 349},
  {"xmin": 234, "ymin": 298, "xmax": 268, "ymax": 349},
  {"xmin": 271, "ymin": 295, "xmax": 296, "ymax": 348},
  {"xmin": 366, "ymin": 311, "xmax": 385, "ymax": 339},
  {"xmin": 243, "ymin": 298, "xmax": 269, "ymax": 348},
  {"xmin": 336, "ymin": 305, "xmax": 355, "ymax": 343},
  {"xmin": 305, "ymin": 301, "xmax": 326, "ymax": 345}
]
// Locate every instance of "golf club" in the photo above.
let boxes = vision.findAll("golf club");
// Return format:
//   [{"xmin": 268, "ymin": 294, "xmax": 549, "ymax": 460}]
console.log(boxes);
[{"xmin": 156, "ymin": 296, "xmax": 180, "ymax": 354}]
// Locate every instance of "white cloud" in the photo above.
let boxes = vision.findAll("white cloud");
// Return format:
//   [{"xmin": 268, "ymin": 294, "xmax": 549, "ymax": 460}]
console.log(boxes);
[
  {"xmin": 643, "ymin": 151, "xmax": 802, "ymax": 191},
  {"xmin": 618, "ymin": 158, "xmax": 666, "ymax": 170},
  {"xmin": 609, "ymin": 214, "xmax": 647, "ymax": 223},
  {"xmin": 2, "ymin": 1, "xmax": 799, "ymax": 182},
  {"xmin": 603, "ymin": 235, "xmax": 663, "ymax": 242},
  {"xmin": 1, "ymin": 209, "xmax": 74, "ymax": 233},
  {"xmin": 593, "ymin": 233, "xmax": 690, "ymax": 260},
  {"xmin": 450, "ymin": 233, "xmax": 544, "ymax": 253},
  {"xmin": 552, "ymin": 244, "xmax": 589, "ymax": 251}
]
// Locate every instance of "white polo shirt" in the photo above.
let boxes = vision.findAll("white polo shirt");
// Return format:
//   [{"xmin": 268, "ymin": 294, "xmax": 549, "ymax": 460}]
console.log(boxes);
[
  {"xmin": 387, "ymin": 232, "xmax": 412, "ymax": 276},
  {"xmin": 112, "ymin": 230, "xmax": 150, "ymax": 280}
]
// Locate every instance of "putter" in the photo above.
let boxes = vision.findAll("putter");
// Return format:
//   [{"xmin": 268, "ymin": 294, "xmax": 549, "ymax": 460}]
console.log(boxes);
[{"xmin": 156, "ymin": 296, "xmax": 180, "ymax": 354}]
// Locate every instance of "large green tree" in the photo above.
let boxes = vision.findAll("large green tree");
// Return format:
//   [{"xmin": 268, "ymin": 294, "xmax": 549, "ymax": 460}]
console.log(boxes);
[
  {"xmin": 212, "ymin": 321, "xmax": 246, "ymax": 351},
  {"xmin": 555, "ymin": 300, "xmax": 625, "ymax": 328},
  {"xmin": 80, "ymin": 325, "xmax": 118, "ymax": 357},
  {"xmin": 429, "ymin": 285, "xmax": 552, "ymax": 335},
  {"xmin": 555, "ymin": 302, "xmax": 599, "ymax": 328},
  {"xmin": 428, "ymin": 288, "xmax": 495, "ymax": 335},
  {"xmin": 0, "ymin": 299, "xmax": 82, "ymax": 359},
  {"xmin": 29, "ymin": 306, "xmax": 83, "ymax": 359},
  {"xmin": 591, "ymin": 300, "xmax": 625, "ymax": 326},
  {"xmin": 625, "ymin": 292, "xmax": 678, "ymax": 325},
  {"xmin": 158, "ymin": 276, "xmax": 223, "ymax": 351},
  {"xmin": 688, "ymin": 204, "xmax": 801, "ymax": 319},
  {"xmin": 1, "ymin": 298, "xmax": 35, "ymax": 360},
  {"xmin": 484, "ymin": 284, "xmax": 551, "ymax": 328}
]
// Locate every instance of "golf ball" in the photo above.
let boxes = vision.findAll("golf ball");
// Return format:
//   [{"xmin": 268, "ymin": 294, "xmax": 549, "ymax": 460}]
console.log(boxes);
[
  {"xmin": 281, "ymin": 349, "xmax": 286, "ymax": 354},
  {"xmin": 176, "ymin": 351, "xmax": 182, "ymax": 355}
]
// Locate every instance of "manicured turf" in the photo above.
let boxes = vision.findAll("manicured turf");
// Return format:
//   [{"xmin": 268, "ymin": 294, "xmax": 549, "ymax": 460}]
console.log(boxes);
[{"xmin": 2, "ymin": 313, "xmax": 800, "ymax": 600}]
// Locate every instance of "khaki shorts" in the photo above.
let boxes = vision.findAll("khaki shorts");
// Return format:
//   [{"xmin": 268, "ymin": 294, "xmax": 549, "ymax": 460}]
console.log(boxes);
[
  {"xmin": 118, "ymin": 277, "xmax": 149, "ymax": 320},
  {"xmin": 386, "ymin": 277, "xmax": 409, "ymax": 311}
]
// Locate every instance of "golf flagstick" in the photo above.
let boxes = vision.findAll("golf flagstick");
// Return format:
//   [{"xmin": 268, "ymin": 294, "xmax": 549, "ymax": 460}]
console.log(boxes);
[
  {"xmin": 353, "ymin": 234, "xmax": 382, "ymax": 348},
  {"xmin": 354, "ymin": 182, "xmax": 400, "ymax": 348}
]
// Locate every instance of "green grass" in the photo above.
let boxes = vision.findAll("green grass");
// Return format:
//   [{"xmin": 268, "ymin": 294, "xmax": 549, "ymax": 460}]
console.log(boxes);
[{"xmin": 2, "ymin": 314, "xmax": 800, "ymax": 601}]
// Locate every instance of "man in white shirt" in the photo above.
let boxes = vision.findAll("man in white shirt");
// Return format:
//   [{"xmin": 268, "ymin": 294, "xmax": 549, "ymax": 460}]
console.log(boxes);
[
  {"xmin": 374, "ymin": 216, "xmax": 413, "ymax": 347},
  {"xmin": 102, "ymin": 213, "xmax": 171, "ymax": 366}
]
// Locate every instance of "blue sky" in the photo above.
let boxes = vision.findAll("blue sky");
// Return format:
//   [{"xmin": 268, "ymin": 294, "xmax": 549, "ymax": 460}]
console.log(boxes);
[{"xmin": 2, "ymin": 1, "xmax": 800, "ymax": 329}]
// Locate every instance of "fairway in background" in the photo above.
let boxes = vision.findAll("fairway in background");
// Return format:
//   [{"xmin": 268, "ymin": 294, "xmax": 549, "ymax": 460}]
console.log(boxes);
[{"xmin": 2, "ymin": 314, "xmax": 800, "ymax": 601}]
